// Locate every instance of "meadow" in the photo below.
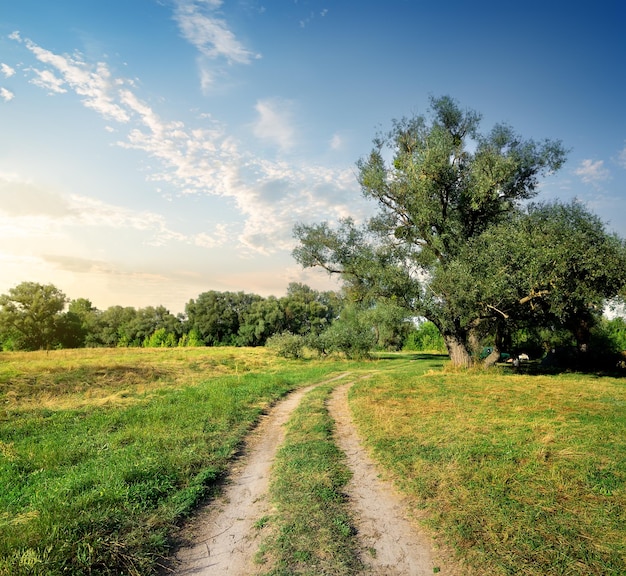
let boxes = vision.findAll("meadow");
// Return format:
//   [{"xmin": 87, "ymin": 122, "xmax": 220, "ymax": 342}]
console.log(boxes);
[
  {"xmin": 1, "ymin": 348, "xmax": 625, "ymax": 575},
  {"xmin": 0, "ymin": 347, "xmax": 356, "ymax": 575}
]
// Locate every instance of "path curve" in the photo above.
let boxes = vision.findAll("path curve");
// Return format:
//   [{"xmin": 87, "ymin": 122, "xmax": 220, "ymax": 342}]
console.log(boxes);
[{"xmin": 328, "ymin": 381, "xmax": 436, "ymax": 575}]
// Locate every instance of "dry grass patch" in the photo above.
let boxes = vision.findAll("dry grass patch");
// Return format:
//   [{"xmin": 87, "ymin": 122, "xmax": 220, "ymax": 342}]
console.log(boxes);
[{"xmin": 349, "ymin": 356, "xmax": 626, "ymax": 575}]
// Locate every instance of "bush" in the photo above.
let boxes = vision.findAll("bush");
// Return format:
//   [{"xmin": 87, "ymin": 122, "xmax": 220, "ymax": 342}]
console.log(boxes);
[
  {"xmin": 317, "ymin": 316, "xmax": 376, "ymax": 359},
  {"xmin": 143, "ymin": 328, "xmax": 177, "ymax": 348},
  {"xmin": 266, "ymin": 332, "xmax": 306, "ymax": 359}
]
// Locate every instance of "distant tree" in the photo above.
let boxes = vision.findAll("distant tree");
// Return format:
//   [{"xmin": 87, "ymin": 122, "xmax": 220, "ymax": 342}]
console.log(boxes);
[
  {"xmin": 0, "ymin": 282, "xmax": 67, "ymax": 350},
  {"xmin": 178, "ymin": 328, "xmax": 203, "ymax": 347},
  {"xmin": 404, "ymin": 321, "xmax": 447, "ymax": 352},
  {"xmin": 238, "ymin": 296, "xmax": 286, "ymax": 346},
  {"xmin": 186, "ymin": 291, "xmax": 262, "ymax": 346},
  {"xmin": 143, "ymin": 327, "xmax": 178, "ymax": 348},
  {"xmin": 96, "ymin": 306, "xmax": 138, "ymax": 347},
  {"xmin": 363, "ymin": 298, "xmax": 412, "ymax": 350},
  {"xmin": 127, "ymin": 306, "xmax": 182, "ymax": 346},
  {"xmin": 280, "ymin": 282, "xmax": 341, "ymax": 336},
  {"xmin": 315, "ymin": 303, "xmax": 376, "ymax": 359},
  {"xmin": 56, "ymin": 298, "xmax": 101, "ymax": 348},
  {"xmin": 603, "ymin": 316, "xmax": 626, "ymax": 351}
]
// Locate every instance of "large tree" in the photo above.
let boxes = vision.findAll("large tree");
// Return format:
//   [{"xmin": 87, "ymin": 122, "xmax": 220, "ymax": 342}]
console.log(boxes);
[{"xmin": 292, "ymin": 96, "xmax": 625, "ymax": 366}]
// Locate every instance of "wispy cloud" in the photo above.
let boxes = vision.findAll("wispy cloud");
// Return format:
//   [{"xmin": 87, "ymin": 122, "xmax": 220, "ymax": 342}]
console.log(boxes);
[
  {"xmin": 617, "ymin": 144, "xmax": 626, "ymax": 169},
  {"xmin": 0, "ymin": 171, "xmax": 229, "ymax": 249},
  {"xmin": 329, "ymin": 133, "xmax": 343, "ymax": 150},
  {"xmin": 21, "ymin": 36, "xmax": 131, "ymax": 122},
  {"xmin": 0, "ymin": 87, "xmax": 14, "ymax": 102},
  {"xmin": 574, "ymin": 159, "xmax": 610, "ymax": 187},
  {"xmin": 173, "ymin": 0, "xmax": 261, "ymax": 64},
  {"xmin": 1, "ymin": 63, "xmax": 15, "ymax": 78},
  {"xmin": 8, "ymin": 33, "xmax": 364, "ymax": 254},
  {"xmin": 29, "ymin": 68, "xmax": 67, "ymax": 94}
]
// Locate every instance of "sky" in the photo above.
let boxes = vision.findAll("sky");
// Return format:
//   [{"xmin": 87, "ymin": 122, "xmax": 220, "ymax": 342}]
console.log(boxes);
[{"xmin": 1, "ymin": 0, "xmax": 625, "ymax": 314}]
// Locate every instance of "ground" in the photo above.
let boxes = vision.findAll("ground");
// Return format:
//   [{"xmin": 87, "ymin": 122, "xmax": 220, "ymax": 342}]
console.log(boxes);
[{"xmin": 165, "ymin": 376, "xmax": 460, "ymax": 575}]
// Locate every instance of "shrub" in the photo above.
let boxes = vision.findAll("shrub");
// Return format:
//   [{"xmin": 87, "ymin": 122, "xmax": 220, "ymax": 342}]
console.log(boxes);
[{"xmin": 266, "ymin": 332, "xmax": 306, "ymax": 359}]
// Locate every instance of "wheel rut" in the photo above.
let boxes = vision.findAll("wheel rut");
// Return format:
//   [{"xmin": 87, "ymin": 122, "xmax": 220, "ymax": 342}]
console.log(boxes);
[
  {"xmin": 168, "ymin": 374, "xmax": 445, "ymax": 575},
  {"xmin": 328, "ymin": 381, "xmax": 437, "ymax": 575}
]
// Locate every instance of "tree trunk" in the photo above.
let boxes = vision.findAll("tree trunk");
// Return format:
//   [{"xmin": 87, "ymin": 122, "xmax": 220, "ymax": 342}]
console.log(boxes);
[
  {"xmin": 443, "ymin": 332, "xmax": 473, "ymax": 368},
  {"xmin": 483, "ymin": 347, "xmax": 500, "ymax": 368},
  {"xmin": 483, "ymin": 321, "xmax": 505, "ymax": 368}
]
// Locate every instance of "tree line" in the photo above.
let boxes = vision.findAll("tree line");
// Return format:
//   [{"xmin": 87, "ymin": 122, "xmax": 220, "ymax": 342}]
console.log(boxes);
[
  {"xmin": 0, "ymin": 282, "xmax": 340, "ymax": 351},
  {"xmin": 1, "ymin": 277, "xmax": 625, "ymax": 366}
]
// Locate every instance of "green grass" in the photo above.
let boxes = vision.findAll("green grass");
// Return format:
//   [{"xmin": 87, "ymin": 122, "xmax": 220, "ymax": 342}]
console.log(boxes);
[
  {"xmin": 349, "ymin": 354, "xmax": 626, "ymax": 575},
  {"xmin": 3, "ymin": 348, "xmax": 625, "ymax": 575},
  {"xmin": 0, "ymin": 347, "xmax": 355, "ymax": 576},
  {"xmin": 257, "ymin": 380, "xmax": 363, "ymax": 575}
]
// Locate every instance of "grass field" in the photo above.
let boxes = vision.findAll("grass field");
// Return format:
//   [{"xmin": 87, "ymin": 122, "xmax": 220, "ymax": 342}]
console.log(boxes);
[
  {"xmin": 0, "ymin": 347, "xmax": 356, "ymax": 576},
  {"xmin": 1, "ymin": 348, "xmax": 625, "ymax": 575}
]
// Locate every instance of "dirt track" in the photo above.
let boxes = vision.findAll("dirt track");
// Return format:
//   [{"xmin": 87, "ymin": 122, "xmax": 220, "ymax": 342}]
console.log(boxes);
[{"xmin": 168, "ymin": 376, "xmax": 448, "ymax": 575}]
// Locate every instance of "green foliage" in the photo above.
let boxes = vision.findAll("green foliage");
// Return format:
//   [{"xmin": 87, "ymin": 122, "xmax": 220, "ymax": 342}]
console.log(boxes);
[
  {"xmin": 362, "ymin": 298, "xmax": 412, "ymax": 350},
  {"xmin": 177, "ymin": 328, "xmax": 203, "ymax": 347},
  {"xmin": 602, "ymin": 316, "xmax": 626, "ymax": 351},
  {"xmin": 0, "ymin": 282, "xmax": 68, "ymax": 350},
  {"xmin": 404, "ymin": 321, "xmax": 446, "ymax": 352},
  {"xmin": 266, "ymin": 332, "xmax": 306, "ymax": 359},
  {"xmin": 143, "ymin": 327, "xmax": 178, "ymax": 347},
  {"xmin": 315, "ymin": 305, "xmax": 376, "ymax": 359},
  {"xmin": 279, "ymin": 282, "xmax": 341, "ymax": 336},
  {"xmin": 186, "ymin": 290, "xmax": 261, "ymax": 346},
  {"xmin": 294, "ymin": 96, "xmax": 608, "ymax": 365}
]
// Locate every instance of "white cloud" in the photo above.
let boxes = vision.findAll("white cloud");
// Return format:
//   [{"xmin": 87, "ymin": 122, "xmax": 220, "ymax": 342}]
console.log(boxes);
[
  {"xmin": 329, "ymin": 133, "xmax": 343, "ymax": 150},
  {"xmin": 29, "ymin": 68, "xmax": 67, "ymax": 94},
  {"xmin": 252, "ymin": 98, "xmax": 296, "ymax": 151},
  {"xmin": 574, "ymin": 159, "xmax": 610, "ymax": 187},
  {"xmin": 0, "ymin": 87, "xmax": 14, "ymax": 102},
  {"xmin": 1, "ymin": 63, "xmax": 15, "ymax": 78},
  {"xmin": 21, "ymin": 37, "xmax": 131, "ymax": 122},
  {"xmin": 10, "ymin": 35, "xmax": 365, "ymax": 255},
  {"xmin": 173, "ymin": 0, "xmax": 260, "ymax": 64}
]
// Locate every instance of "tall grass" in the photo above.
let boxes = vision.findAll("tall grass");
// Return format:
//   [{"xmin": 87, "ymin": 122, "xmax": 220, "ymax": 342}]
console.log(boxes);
[
  {"xmin": 349, "ymin": 354, "xmax": 626, "ymax": 575},
  {"xmin": 0, "ymin": 347, "xmax": 352, "ymax": 576}
]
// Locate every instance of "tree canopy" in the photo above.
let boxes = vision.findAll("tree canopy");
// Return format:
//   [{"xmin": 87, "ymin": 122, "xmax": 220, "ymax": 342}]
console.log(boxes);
[
  {"xmin": 0, "ymin": 282, "xmax": 67, "ymax": 350},
  {"xmin": 293, "ymin": 96, "xmax": 626, "ymax": 366}
]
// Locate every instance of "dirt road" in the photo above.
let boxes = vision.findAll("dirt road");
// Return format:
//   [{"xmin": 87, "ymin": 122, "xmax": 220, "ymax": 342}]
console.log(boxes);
[{"xmin": 168, "ymin": 376, "xmax": 448, "ymax": 575}]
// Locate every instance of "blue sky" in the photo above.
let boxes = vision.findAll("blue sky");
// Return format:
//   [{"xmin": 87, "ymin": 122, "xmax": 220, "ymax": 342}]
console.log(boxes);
[{"xmin": 1, "ymin": 0, "xmax": 624, "ymax": 313}]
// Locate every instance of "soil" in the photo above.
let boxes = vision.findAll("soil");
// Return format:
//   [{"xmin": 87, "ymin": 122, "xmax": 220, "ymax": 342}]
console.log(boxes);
[{"xmin": 166, "ymin": 376, "xmax": 457, "ymax": 575}]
